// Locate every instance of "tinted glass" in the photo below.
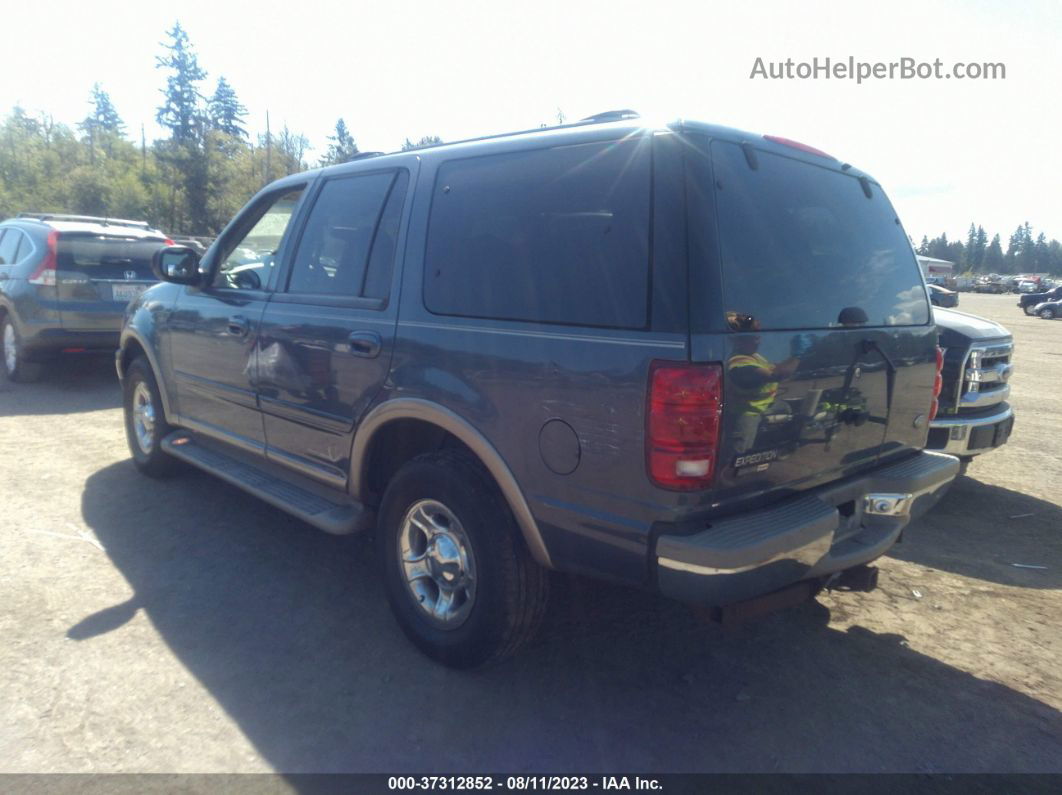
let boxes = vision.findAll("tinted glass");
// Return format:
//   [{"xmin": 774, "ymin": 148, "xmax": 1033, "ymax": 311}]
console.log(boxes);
[
  {"xmin": 56, "ymin": 234, "xmax": 165, "ymax": 278},
  {"xmin": 13, "ymin": 231, "xmax": 30, "ymax": 263},
  {"xmin": 363, "ymin": 171, "xmax": 409, "ymax": 300},
  {"xmin": 215, "ymin": 188, "xmax": 304, "ymax": 290},
  {"xmin": 0, "ymin": 229, "xmax": 19, "ymax": 266},
  {"xmin": 288, "ymin": 172, "xmax": 394, "ymax": 296},
  {"xmin": 711, "ymin": 141, "xmax": 929, "ymax": 330},
  {"xmin": 424, "ymin": 138, "xmax": 651, "ymax": 328}
]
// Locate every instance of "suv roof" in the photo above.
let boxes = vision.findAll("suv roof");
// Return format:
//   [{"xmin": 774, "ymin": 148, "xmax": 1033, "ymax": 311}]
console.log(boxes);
[
  {"xmin": 11, "ymin": 213, "xmax": 168, "ymax": 240},
  {"xmin": 283, "ymin": 111, "xmax": 877, "ymax": 189}
]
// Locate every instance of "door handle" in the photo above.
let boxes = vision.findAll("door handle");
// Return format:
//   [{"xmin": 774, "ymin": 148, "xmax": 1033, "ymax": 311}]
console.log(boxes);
[
  {"xmin": 347, "ymin": 330, "xmax": 382, "ymax": 358},
  {"xmin": 227, "ymin": 315, "xmax": 250, "ymax": 336}
]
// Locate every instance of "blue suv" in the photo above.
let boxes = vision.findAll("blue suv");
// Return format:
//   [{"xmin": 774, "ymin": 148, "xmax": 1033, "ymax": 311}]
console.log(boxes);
[
  {"xmin": 117, "ymin": 113, "xmax": 959, "ymax": 667},
  {"xmin": 0, "ymin": 214, "xmax": 168, "ymax": 382}
]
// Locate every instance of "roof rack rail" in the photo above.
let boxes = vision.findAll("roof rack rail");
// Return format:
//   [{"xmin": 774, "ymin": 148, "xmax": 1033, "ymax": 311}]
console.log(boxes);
[
  {"xmin": 17, "ymin": 212, "xmax": 153, "ymax": 230},
  {"xmin": 578, "ymin": 109, "xmax": 641, "ymax": 123},
  {"xmin": 382, "ymin": 109, "xmax": 644, "ymax": 156},
  {"xmin": 349, "ymin": 151, "xmax": 385, "ymax": 161}
]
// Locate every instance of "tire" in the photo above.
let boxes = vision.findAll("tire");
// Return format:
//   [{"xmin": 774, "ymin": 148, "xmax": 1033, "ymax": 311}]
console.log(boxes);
[
  {"xmin": 376, "ymin": 449, "xmax": 549, "ymax": 668},
  {"xmin": 1039, "ymin": 307, "xmax": 1056, "ymax": 319},
  {"xmin": 123, "ymin": 356, "xmax": 180, "ymax": 477},
  {"xmin": 1, "ymin": 317, "xmax": 44, "ymax": 383},
  {"xmin": 957, "ymin": 456, "xmax": 972, "ymax": 477}
]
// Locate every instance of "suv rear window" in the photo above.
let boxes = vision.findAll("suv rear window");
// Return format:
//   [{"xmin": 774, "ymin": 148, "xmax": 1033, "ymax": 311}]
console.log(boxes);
[
  {"xmin": 57, "ymin": 234, "xmax": 166, "ymax": 278},
  {"xmin": 424, "ymin": 138, "xmax": 651, "ymax": 328},
  {"xmin": 711, "ymin": 141, "xmax": 929, "ymax": 330}
]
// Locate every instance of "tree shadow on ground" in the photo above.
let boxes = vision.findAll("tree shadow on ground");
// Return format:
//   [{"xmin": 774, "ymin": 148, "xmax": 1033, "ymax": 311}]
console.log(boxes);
[{"xmin": 74, "ymin": 461, "xmax": 1061, "ymax": 774}]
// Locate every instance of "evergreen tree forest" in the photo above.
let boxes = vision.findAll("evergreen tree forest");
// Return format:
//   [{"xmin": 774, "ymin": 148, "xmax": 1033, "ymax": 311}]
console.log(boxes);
[
  {"xmin": 916, "ymin": 222, "xmax": 1062, "ymax": 276},
  {"xmin": 0, "ymin": 23, "xmax": 443, "ymax": 236}
]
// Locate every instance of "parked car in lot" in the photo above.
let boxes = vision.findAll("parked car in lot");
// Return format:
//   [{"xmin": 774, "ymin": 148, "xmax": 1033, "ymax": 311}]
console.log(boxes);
[
  {"xmin": 928, "ymin": 308, "xmax": 1015, "ymax": 472},
  {"xmin": 0, "ymin": 213, "xmax": 169, "ymax": 382},
  {"xmin": 117, "ymin": 113, "xmax": 958, "ymax": 667},
  {"xmin": 1033, "ymin": 300, "xmax": 1062, "ymax": 319},
  {"xmin": 1018, "ymin": 285, "xmax": 1062, "ymax": 314},
  {"xmin": 928, "ymin": 283, "xmax": 959, "ymax": 308}
]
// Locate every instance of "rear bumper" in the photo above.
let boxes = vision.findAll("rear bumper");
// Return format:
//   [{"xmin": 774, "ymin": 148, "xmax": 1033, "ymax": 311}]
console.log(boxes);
[
  {"xmin": 654, "ymin": 450, "xmax": 959, "ymax": 606},
  {"xmin": 927, "ymin": 403, "xmax": 1013, "ymax": 457},
  {"xmin": 20, "ymin": 326, "xmax": 120, "ymax": 358}
]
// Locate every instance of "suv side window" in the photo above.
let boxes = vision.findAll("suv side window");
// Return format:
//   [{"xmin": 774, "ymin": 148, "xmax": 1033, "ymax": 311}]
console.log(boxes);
[
  {"xmin": 0, "ymin": 229, "xmax": 20, "ymax": 266},
  {"xmin": 13, "ymin": 231, "xmax": 30, "ymax": 263},
  {"xmin": 423, "ymin": 138, "xmax": 651, "ymax": 329},
  {"xmin": 213, "ymin": 188, "xmax": 305, "ymax": 290},
  {"xmin": 287, "ymin": 171, "xmax": 404, "ymax": 298}
]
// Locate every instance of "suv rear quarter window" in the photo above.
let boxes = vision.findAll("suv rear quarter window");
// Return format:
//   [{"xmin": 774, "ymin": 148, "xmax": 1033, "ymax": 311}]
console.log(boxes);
[
  {"xmin": 0, "ymin": 229, "xmax": 20, "ymax": 266},
  {"xmin": 423, "ymin": 137, "xmax": 651, "ymax": 328}
]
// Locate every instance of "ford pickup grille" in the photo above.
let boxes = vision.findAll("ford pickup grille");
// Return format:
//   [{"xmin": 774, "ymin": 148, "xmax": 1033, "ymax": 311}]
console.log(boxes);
[{"xmin": 942, "ymin": 341, "xmax": 1013, "ymax": 414}]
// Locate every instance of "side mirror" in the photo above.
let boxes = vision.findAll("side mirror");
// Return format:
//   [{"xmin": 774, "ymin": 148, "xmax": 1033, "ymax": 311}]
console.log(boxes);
[{"xmin": 152, "ymin": 246, "xmax": 203, "ymax": 285}]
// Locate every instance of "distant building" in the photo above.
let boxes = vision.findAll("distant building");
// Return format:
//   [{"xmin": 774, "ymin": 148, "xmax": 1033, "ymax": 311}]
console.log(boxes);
[{"xmin": 916, "ymin": 255, "xmax": 955, "ymax": 285}]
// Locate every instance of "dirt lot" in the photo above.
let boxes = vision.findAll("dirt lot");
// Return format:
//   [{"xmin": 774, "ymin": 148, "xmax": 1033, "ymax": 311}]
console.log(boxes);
[{"xmin": 0, "ymin": 292, "xmax": 1059, "ymax": 773}]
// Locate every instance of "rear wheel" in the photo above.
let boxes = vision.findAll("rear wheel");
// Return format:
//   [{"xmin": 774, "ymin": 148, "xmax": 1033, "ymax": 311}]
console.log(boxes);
[
  {"xmin": 1, "ymin": 318, "xmax": 43, "ymax": 383},
  {"xmin": 376, "ymin": 450, "xmax": 549, "ymax": 668},
  {"xmin": 123, "ymin": 356, "xmax": 179, "ymax": 477},
  {"xmin": 1039, "ymin": 307, "xmax": 1056, "ymax": 319}
]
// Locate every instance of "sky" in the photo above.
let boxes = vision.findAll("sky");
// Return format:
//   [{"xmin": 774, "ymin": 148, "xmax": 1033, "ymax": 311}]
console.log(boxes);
[{"xmin": 3, "ymin": 0, "xmax": 1061, "ymax": 245}]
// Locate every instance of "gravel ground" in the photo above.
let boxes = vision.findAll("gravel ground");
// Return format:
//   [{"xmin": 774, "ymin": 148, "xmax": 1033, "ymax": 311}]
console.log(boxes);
[{"xmin": 0, "ymin": 292, "xmax": 1059, "ymax": 774}]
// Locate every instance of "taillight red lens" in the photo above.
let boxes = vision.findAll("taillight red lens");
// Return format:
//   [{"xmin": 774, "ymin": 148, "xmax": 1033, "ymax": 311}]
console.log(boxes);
[
  {"xmin": 647, "ymin": 362, "xmax": 723, "ymax": 490},
  {"xmin": 28, "ymin": 230, "xmax": 59, "ymax": 286},
  {"xmin": 928, "ymin": 346, "xmax": 944, "ymax": 421}
]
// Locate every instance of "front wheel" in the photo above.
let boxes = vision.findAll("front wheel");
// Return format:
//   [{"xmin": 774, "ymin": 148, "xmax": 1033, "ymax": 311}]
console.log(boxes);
[
  {"xmin": 123, "ymin": 356, "xmax": 180, "ymax": 477},
  {"xmin": 1, "ymin": 318, "xmax": 43, "ymax": 383},
  {"xmin": 1039, "ymin": 307, "xmax": 1057, "ymax": 319},
  {"xmin": 376, "ymin": 450, "xmax": 549, "ymax": 668}
]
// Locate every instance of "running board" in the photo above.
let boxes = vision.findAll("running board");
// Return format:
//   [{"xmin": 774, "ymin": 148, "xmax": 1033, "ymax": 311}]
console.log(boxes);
[{"xmin": 161, "ymin": 431, "xmax": 372, "ymax": 535}]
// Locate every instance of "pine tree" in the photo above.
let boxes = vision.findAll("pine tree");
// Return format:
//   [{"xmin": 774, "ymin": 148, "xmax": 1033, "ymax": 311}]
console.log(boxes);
[
  {"xmin": 80, "ymin": 83, "xmax": 125, "ymax": 138},
  {"xmin": 208, "ymin": 77, "xmax": 247, "ymax": 138},
  {"xmin": 984, "ymin": 234, "xmax": 1004, "ymax": 271},
  {"xmin": 78, "ymin": 83, "xmax": 126, "ymax": 163},
  {"xmin": 320, "ymin": 118, "xmax": 359, "ymax": 165},
  {"xmin": 964, "ymin": 223, "xmax": 978, "ymax": 268},
  {"xmin": 917, "ymin": 236, "xmax": 930, "ymax": 255},
  {"xmin": 974, "ymin": 225, "xmax": 987, "ymax": 270},
  {"xmin": 155, "ymin": 22, "xmax": 207, "ymax": 145}
]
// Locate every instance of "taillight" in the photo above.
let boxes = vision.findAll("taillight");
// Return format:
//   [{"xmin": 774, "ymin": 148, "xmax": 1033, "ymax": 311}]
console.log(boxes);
[
  {"xmin": 647, "ymin": 362, "xmax": 723, "ymax": 491},
  {"xmin": 164, "ymin": 238, "xmax": 175, "ymax": 246},
  {"xmin": 28, "ymin": 230, "xmax": 59, "ymax": 286},
  {"xmin": 763, "ymin": 134, "xmax": 835, "ymax": 160},
  {"xmin": 928, "ymin": 346, "xmax": 944, "ymax": 421}
]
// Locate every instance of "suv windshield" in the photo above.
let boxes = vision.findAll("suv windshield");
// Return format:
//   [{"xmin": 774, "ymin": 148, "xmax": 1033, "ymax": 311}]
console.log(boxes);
[{"xmin": 711, "ymin": 141, "xmax": 929, "ymax": 330}]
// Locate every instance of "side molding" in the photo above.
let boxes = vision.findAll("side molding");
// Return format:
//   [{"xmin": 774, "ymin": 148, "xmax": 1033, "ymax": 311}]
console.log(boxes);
[{"xmin": 351, "ymin": 399, "xmax": 554, "ymax": 569}]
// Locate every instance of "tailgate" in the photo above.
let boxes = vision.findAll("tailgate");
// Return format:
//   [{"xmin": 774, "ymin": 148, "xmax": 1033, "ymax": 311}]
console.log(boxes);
[
  {"xmin": 56, "ymin": 233, "xmax": 164, "ymax": 331},
  {"xmin": 687, "ymin": 135, "xmax": 936, "ymax": 504}
]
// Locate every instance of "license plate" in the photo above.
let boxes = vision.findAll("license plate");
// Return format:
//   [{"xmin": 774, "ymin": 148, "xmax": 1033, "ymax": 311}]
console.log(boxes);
[{"xmin": 112, "ymin": 284, "xmax": 147, "ymax": 302}]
